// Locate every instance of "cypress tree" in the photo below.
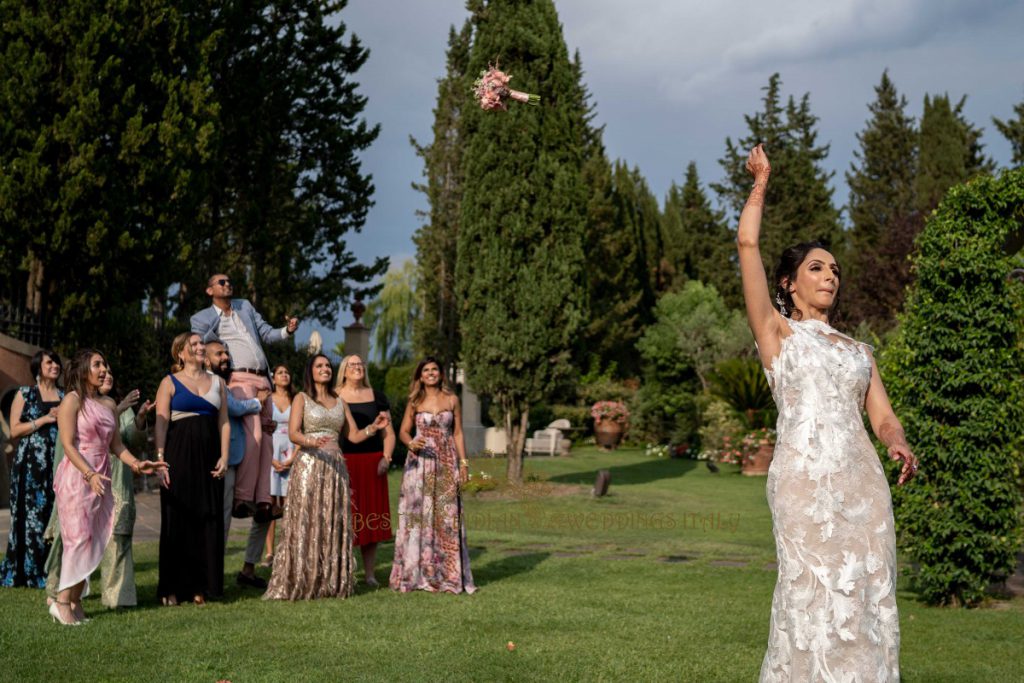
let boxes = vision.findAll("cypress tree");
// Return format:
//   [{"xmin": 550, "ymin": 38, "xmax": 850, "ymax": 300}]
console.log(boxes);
[
  {"xmin": 457, "ymin": 0, "xmax": 588, "ymax": 483},
  {"xmin": 662, "ymin": 162, "xmax": 737, "ymax": 305},
  {"xmin": 915, "ymin": 94, "xmax": 994, "ymax": 214},
  {"xmin": 844, "ymin": 71, "xmax": 919, "ymax": 329},
  {"xmin": 0, "ymin": 0, "xmax": 216, "ymax": 351},
  {"xmin": 412, "ymin": 20, "xmax": 473, "ymax": 369},
  {"xmin": 575, "ymin": 51, "xmax": 646, "ymax": 377},
  {"xmin": 714, "ymin": 74, "xmax": 841, "ymax": 275},
  {"xmin": 992, "ymin": 91, "xmax": 1024, "ymax": 168}
]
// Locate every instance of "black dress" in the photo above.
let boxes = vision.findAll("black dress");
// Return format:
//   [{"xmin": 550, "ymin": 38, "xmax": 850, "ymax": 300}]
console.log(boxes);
[
  {"xmin": 0, "ymin": 386, "xmax": 62, "ymax": 588},
  {"xmin": 158, "ymin": 375, "xmax": 225, "ymax": 600}
]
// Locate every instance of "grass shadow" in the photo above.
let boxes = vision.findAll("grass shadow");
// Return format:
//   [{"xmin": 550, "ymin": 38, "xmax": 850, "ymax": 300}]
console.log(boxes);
[
  {"xmin": 547, "ymin": 457, "xmax": 698, "ymax": 487},
  {"xmin": 472, "ymin": 551, "xmax": 549, "ymax": 587}
]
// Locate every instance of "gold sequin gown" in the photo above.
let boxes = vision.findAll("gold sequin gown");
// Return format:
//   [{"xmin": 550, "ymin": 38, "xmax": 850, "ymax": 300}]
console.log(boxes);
[{"xmin": 264, "ymin": 394, "xmax": 355, "ymax": 600}]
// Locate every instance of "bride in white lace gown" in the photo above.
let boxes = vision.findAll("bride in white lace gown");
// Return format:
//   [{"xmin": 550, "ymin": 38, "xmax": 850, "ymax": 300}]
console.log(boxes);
[{"xmin": 736, "ymin": 145, "xmax": 920, "ymax": 682}]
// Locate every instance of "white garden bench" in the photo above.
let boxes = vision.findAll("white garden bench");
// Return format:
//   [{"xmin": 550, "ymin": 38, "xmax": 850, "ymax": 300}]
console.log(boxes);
[{"xmin": 524, "ymin": 420, "xmax": 572, "ymax": 456}]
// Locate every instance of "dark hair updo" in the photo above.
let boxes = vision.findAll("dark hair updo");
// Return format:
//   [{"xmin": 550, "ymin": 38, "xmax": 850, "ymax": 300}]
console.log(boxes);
[{"xmin": 773, "ymin": 240, "xmax": 841, "ymax": 322}]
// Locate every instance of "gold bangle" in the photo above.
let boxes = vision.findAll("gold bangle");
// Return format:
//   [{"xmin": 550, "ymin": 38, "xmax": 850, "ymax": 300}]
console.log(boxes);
[
  {"xmin": 83, "ymin": 470, "xmax": 96, "ymax": 482},
  {"xmin": 460, "ymin": 459, "xmax": 468, "ymax": 467}
]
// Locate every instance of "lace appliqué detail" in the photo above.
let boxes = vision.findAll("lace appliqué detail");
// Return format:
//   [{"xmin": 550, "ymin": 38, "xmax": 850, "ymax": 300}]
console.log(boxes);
[{"xmin": 760, "ymin": 319, "xmax": 900, "ymax": 682}]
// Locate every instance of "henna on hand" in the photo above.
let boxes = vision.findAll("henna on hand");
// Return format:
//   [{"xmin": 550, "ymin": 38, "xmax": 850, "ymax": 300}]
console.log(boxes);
[{"xmin": 745, "ymin": 180, "xmax": 769, "ymax": 210}]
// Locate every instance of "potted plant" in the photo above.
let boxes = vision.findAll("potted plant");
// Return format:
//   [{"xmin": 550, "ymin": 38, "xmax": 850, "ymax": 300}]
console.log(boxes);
[
  {"xmin": 740, "ymin": 427, "xmax": 776, "ymax": 476},
  {"xmin": 591, "ymin": 400, "xmax": 629, "ymax": 450},
  {"xmin": 709, "ymin": 357, "xmax": 777, "ymax": 475}
]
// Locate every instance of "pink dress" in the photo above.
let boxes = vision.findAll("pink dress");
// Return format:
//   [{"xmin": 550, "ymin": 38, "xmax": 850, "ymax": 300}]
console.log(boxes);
[{"xmin": 53, "ymin": 396, "xmax": 117, "ymax": 593}]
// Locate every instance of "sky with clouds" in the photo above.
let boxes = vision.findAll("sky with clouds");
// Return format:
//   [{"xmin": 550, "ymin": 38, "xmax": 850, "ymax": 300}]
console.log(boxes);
[{"xmin": 306, "ymin": 0, "xmax": 1024, "ymax": 349}]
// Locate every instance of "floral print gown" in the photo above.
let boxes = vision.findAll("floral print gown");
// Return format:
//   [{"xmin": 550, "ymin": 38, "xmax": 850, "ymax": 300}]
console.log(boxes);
[
  {"xmin": 1, "ymin": 386, "xmax": 62, "ymax": 587},
  {"xmin": 760, "ymin": 319, "xmax": 900, "ymax": 682},
  {"xmin": 389, "ymin": 410, "xmax": 475, "ymax": 594}
]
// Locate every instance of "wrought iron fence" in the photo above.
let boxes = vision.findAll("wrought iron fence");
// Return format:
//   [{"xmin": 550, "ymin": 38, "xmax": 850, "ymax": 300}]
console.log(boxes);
[{"xmin": 0, "ymin": 292, "xmax": 51, "ymax": 348}]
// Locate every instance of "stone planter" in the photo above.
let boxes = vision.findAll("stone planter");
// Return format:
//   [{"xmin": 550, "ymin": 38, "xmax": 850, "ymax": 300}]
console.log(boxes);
[
  {"xmin": 742, "ymin": 441, "xmax": 774, "ymax": 476},
  {"xmin": 594, "ymin": 422, "xmax": 624, "ymax": 450}
]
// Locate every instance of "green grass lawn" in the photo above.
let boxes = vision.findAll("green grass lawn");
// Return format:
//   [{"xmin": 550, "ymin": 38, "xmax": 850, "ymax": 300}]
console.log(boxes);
[{"xmin": 1, "ymin": 447, "xmax": 1021, "ymax": 682}]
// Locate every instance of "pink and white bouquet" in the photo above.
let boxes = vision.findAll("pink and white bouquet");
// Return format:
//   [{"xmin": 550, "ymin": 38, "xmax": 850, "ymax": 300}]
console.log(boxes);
[{"xmin": 473, "ymin": 65, "xmax": 540, "ymax": 111}]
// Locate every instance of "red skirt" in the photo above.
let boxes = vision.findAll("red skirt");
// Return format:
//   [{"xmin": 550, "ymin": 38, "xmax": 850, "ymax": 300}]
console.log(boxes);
[{"xmin": 343, "ymin": 451, "xmax": 393, "ymax": 546}]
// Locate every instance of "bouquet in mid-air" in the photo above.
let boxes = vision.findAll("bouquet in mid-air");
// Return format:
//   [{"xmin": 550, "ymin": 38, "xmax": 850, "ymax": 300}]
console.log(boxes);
[{"xmin": 473, "ymin": 65, "xmax": 540, "ymax": 111}]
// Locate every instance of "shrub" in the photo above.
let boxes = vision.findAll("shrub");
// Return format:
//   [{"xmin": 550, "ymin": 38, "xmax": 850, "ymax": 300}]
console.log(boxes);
[
  {"xmin": 880, "ymin": 169, "xmax": 1024, "ymax": 606},
  {"xmin": 462, "ymin": 470, "xmax": 498, "ymax": 495},
  {"xmin": 550, "ymin": 404, "xmax": 590, "ymax": 430},
  {"xmin": 709, "ymin": 357, "xmax": 776, "ymax": 429},
  {"xmin": 697, "ymin": 398, "xmax": 746, "ymax": 459},
  {"xmin": 634, "ymin": 280, "xmax": 750, "ymax": 442}
]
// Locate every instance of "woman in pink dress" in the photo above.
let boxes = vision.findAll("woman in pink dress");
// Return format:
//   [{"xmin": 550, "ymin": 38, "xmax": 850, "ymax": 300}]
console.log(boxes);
[{"xmin": 51, "ymin": 349, "xmax": 167, "ymax": 625}]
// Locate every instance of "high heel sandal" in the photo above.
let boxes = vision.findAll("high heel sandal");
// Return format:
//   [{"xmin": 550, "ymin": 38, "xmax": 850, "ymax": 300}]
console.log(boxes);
[
  {"xmin": 193, "ymin": 594, "xmax": 206, "ymax": 606},
  {"xmin": 49, "ymin": 600, "xmax": 80, "ymax": 626},
  {"xmin": 71, "ymin": 601, "xmax": 91, "ymax": 623}
]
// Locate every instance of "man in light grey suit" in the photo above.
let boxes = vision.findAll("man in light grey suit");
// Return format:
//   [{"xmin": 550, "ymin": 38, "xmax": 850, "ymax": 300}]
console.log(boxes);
[{"xmin": 191, "ymin": 274, "xmax": 298, "ymax": 562}]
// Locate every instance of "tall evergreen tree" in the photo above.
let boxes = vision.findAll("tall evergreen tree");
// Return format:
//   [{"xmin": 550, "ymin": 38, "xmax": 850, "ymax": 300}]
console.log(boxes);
[
  {"xmin": 993, "ymin": 91, "xmax": 1024, "ymax": 168},
  {"xmin": 916, "ymin": 94, "xmax": 994, "ymax": 214},
  {"xmin": 575, "ymin": 51, "xmax": 646, "ymax": 378},
  {"xmin": 457, "ymin": 0, "xmax": 588, "ymax": 482},
  {"xmin": 714, "ymin": 74, "xmax": 841, "ymax": 276},
  {"xmin": 607, "ymin": 161, "xmax": 665, "ymax": 327},
  {"xmin": 0, "ymin": 0, "xmax": 216, "ymax": 351},
  {"xmin": 843, "ymin": 71, "xmax": 919, "ymax": 329},
  {"xmin": 411, "ymin": 20, "xmax": 473, "ymax": 369},
  {"xmin": 662, "ymin": 162, "xmax": 737, "ymax": 305},
  {"xmin": 179, "ymin": 0, "xmax": 386, "ymax": 325}
]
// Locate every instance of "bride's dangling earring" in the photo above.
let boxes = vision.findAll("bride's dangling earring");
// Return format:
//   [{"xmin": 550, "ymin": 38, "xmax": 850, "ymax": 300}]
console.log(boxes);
[{"xmin": 775, "ymin": 292, "xmax": 787, "ymax": 317}]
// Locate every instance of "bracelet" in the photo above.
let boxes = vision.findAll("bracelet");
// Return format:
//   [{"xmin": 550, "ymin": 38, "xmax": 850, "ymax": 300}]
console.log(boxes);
[
  {"xmin": 83, "ymin": 470, "xmax": 97, "ymax": 482},
  {"xmin": 460, "ymin": 459, "xmax": 468, "ymax": 467},
  {"xmin": 31, "ymin": 419, "xmax": 37, "ymax": 431}
]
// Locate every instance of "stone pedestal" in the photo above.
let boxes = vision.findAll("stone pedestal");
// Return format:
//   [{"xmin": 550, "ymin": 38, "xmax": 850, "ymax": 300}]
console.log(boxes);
[
  {"xmin": 457, "ymin": 369, "xmax": 486, "ymax": 457},
  {"xmin": 343, "ymin": 323, "xmax": 369, "ymax": 363}
]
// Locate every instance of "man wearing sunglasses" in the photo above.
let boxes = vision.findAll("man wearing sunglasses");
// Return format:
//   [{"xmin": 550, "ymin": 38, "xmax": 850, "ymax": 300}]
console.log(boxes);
[{"xmin": 191, "ymin": 274, "xmax": 298, "ymax": 553}]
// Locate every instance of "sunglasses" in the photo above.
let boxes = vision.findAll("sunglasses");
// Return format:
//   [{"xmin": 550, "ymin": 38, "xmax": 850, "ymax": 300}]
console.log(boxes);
[{"xmin": 213, "ymin": 278, "xmax": 231, "ymax": 286}]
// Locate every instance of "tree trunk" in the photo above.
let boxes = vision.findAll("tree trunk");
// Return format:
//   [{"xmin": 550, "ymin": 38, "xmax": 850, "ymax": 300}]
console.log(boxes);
[{"xmin": 504, "ymin": 404, "xmax": 529, "ymax": 484}]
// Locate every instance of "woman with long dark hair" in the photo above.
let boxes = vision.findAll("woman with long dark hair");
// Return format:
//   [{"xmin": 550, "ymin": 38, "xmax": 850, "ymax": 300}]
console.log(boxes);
[
  {"xmin": 390, "ymin": 357, "xmax": 475, "ymax": 594},
  {"xmin": 1, "ymin": 349, "xmax": 63, "ymax": 588},
  {"xmin": 264, "ymin": 354, "xmax": 387, "ymax": 600},
  {"xmin": 154, "ymin": 332, "xmax": 230, "ymax": 606},
  {"xmin": 50, "ymin": 349, "xmax": 166, "ymax": 625},
  {"xmin": 737, "ymin": 144, "xmax": 917, "ymax": 681}
]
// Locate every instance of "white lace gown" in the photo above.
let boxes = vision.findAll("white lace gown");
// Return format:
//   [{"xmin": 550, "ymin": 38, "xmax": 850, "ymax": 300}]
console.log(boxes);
[{"xmin": 760, "ymin": 318, "xmax": 900, "ymax": 682}]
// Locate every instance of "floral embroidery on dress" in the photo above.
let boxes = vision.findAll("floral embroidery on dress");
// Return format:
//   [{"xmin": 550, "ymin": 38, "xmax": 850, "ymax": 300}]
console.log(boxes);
[{"xmin": 760, "ymin": 319, "xmax": 900, "ymax": 682}]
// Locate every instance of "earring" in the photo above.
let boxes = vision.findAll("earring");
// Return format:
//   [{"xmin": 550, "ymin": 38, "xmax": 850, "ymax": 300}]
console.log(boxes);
[{"xmin": 775, "ymin": 292, "xmax": 787, "ymax": 316}]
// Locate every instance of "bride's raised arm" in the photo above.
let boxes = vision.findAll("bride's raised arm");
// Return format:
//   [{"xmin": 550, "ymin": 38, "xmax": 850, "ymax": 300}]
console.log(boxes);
[{"xmin": 737, "ymin": 144, "xmax": 784, "ymax": 367}]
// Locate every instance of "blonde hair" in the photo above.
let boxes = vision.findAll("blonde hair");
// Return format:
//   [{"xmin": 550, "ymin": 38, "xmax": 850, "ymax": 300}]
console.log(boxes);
[
  {"xmin": 170, "ymin": 332, "xmax": 198, "ymax": 372},
  {"xmin": 336, "ymin": 355, "xmax": 371, "ymax": 391}
]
